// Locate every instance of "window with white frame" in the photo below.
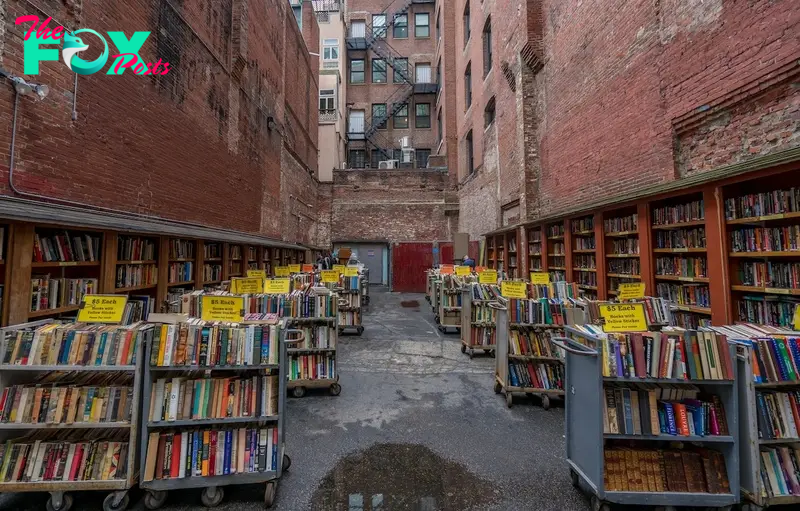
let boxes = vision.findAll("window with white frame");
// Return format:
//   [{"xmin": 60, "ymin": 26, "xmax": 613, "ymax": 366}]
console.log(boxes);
[
  {"xmin": 322, "ymin": 39, "xmax": 339, "ymax": 62},
  {"xmin": 319, "ymin": 89, "xmax": 336, "ymax": 112}
]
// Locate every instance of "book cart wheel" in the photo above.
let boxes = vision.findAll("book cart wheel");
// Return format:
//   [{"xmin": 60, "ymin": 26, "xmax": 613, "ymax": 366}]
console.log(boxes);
[
  {"xmin": 292, "ymin": 386, "xmax": 306, "ymax": 398},
  {"xmin": 144, "ymin": 490, "xmax": 168, "ymax": 510},
  {"xmin": 283, "ymin": 454, "xmax": 292, "ymax": 471},
  {"xmin": 103, "ymin": 491, "xmax": 130, "ymax": 511},
  {"xmin": 741, "ymin": 505, "xmax": 763, "ymax": 511},
  {"xmin": 505, "ymin": 392, "xmax": 513, "ymax": 408},
  {"xmin": 264, "ymin": 481, "xmax": 277, "ymax": 508},
  {"xmin": 461, "ymin": 344, "xmax": 467, "ymax": 353},
  {"xmin": 569, "ymin": 468, "xmax": 580, "ymax": 488},
  {"xmin": 541, "ymin": 395, "xmax": 551, "ymax": 410},
  {"xmin": 357, "ymin": 326, "xmax": 364, "ymax": 335},
  {"xmin": 468, "ymin": 350, "xmax": 474, "ymax": 359},
  {"xmin": 494, "ymin": 381, "xmax": 502, "ymax": 394},
  {"xmin": 46, "ymin": 492, "xmax": 73, "ymax": 511},
  {"xmin": 330, "ymin": 382, "xmax": 342, "ymax": 396},
  {"xmin": 200, "ymin": 486, "xmax": 224, "ymax": 507},
  {"xmin": 590, "ymin": 495, "xmax": 610, "ymax": 511}
]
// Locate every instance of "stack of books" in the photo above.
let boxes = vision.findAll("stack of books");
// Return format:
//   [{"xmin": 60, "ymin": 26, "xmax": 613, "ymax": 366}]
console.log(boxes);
[
  {"xmin": 508, "ymin": 361, "xmax": 563, "ymax": 390},
  {"xmin": 33, "ymin": 231, "xmax": 101, "ymax": 262},
  {"xmin": 756, "ymin": 390, "xmax": 800, "ymax": 439},
  {"xmin": 509, "ymin": 329, "xmax": 560, "ymax": 358},
  {"xmin": 760, "ymin": 446, "xmax": 800, "ymax": 497},
  {"xmin": 288, "ymin": 353, "xmax": 335, "ymax": 381},
  {"xmin": 30, "ymin": 276, "xmax": 97, "ymax": 312}
]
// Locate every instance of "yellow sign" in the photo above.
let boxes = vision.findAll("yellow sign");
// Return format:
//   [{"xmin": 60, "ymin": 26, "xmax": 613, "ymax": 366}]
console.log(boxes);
[
  {"xmin": 302, "ymin": 264, "xmax": 315, "ymax": 273},
  {"xmin": 530, "ymin": 272, "xmax": 550, "ymax": 285},
  {"xmin": 264, "ymin": 278, "xmax": 291, "ymax": 294},
  {"xmin": 344, "ymin": 267, "xmax": 359, "ymax": 277},
  {"xmin": 247, "ymin": 269, "xmax": 267, "ymax": 279},
  {"xmin": 794, "ymin": 304, "xmax": 800, "ymax": 331},
  {"xmin": 231, "ymin": 277, "xmax": 263, "ymax": 294},
  {"xmin": 288, "ymin": 264, "xmax": 301, "ymax": 273},
  {"xmin": 200, "ymin": 296, "xmax": 244, "ymax": 323},
  {"xmin": 618, "ymin": 282, "xmax": 646, "ymax": 300},
  {"xmin": 77, "ymin": 295, "xmax": 128, "ymax": 323},
  {"xmin": 275, "ymin": 266, "xmax": 290, "ymax": 277},
  {"xmin": 599, "ymin": 303, "xmax": 648, "ymax": 333},
  {"xmin": 501, "ymin": 281, "xmax": 527, "ymax": 299},
  {"xmin": 479, "ymin": 270, "xmax": 497, "ymax": 284},
  {"xmin": 320, "ymin": 270, "xmax": 340, "ymax": 283},
  {"xmin": 332, "ymin": 264, "xmax": 345, "ymax": 274},
  {"xmin": 455, "ymin": 266, "xmax": 471, "ymax": 276}
]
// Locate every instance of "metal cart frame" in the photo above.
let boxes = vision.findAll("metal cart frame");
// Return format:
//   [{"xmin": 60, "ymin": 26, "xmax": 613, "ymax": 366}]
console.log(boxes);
[
  {"xmin": 436, "ymin": 281, "xmax": 461, "ymax": 333},
  {"xmin": 287, "ymin": 316, "xmax": 341, "ymax": 397},
  {"xmin": 491, "ymin": 301, "xmax": 565, "ymax": 409},
  {"xmin": 139, "ymin": 319, "xmax": 300, "ymax": 509},
  {"xmin": 459, "ymin": 286, "xmax": 496, "ymax": 358},
  {"xmin": 554, "ymin": 327, "xmax": 740, "ymax": 511},
  {"xmin": 0, "ymin": 319, "xmax": 143, "ymax": 511}
]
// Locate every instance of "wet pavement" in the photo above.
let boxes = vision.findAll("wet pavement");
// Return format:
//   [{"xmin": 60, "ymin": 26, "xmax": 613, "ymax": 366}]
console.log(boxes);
[{"xmin": 0, "ymin": 287, "xmax": 589, "ymax": 511}]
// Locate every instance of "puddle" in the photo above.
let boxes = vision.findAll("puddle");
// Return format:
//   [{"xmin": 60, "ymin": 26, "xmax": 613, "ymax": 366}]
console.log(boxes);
[
  {"xmin": 312, "ymin": 443, "xmax": 497, "ymax": 511},
  {"xmin": 400, "ymin": 300, "xmax": 420, "ymax": 308}
]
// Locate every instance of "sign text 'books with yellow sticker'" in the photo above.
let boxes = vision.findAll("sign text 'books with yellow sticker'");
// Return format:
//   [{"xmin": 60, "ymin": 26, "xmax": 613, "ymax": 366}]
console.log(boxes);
[
  {"xmin": 321, "ymin": 270, "xmax": 339, "ymax": 283},
  {"xmin": 201, "ymin": 296, "xmax": 244, "ymax": 323},
  {"xmin": 77, "ymin": 295, "xmax": 128, "ymax": 323},
  {"xmin": 479, "ymin": 270, "xmax": 497, "ymax": 284},
  {"xmin": 231, "ymin": 277, "xmax": 263, "ymax": 294},
  {"xmin": 264, "ymin": 278, "xmax": 291, "ymax": 294},
  {"xmin": 501, "ymin": 281, "xmax": 527, "ymax": 299},
  {"xmin": 598, "ymin": 303, "xmax": 648, "ymax": 333}
]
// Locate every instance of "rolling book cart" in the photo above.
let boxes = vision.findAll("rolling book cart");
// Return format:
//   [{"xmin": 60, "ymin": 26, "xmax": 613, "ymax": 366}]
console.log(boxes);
[
  {"xmin": 0, "ymin": 319, "xmax": 147, "ymax": 511},
  {"xmin": 491, "ymin": 297, "xmax": 570, "ymax": 410},
  {"xmin": 288, "ymin": 286, "xmax": 342, "ymax": 397},
  {"xmin": 436, "ymin": 275, "xmax": 465, "ymax": 334},
  {"xmin": 338, "ymin": 273, "xmax": 364, "ymax": 336},
  {"xmin": 460, "ymin": 283, "xmax": 499, "ymax": 358},
  {"xmin": 361, "ymin": 268, "xmax": 370, "ymax": 306},
  {"xmin": 554, "ymin": 326, "xmax": 740, "ymax": 511},
  {"xmin": 139, "ymin": 318, "xmax": 301, "ymax": 509}
]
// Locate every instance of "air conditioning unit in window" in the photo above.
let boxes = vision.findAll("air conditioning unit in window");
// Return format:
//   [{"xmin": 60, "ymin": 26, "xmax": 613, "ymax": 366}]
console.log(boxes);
[
  {"xmin": 401, "ymin": 148, "xmax": 415, "ymax": 164},
  {"xmin": 378, "ymin": 160, "xmax": 399, "ymax": 169}
]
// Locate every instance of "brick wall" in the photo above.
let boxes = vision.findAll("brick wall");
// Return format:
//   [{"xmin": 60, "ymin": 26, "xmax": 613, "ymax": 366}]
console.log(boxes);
[
  {"xmin": 330, "ymin": 169, "xmax": 456, "ymax": 242},
  {"xmin": 0, "ymin": 0, "xmax": 320, "ymax": 243}
]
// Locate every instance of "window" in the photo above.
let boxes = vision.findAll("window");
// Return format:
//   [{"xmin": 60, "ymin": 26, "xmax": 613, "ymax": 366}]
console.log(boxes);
[
  {"xmin": 415, "ymin": 63, "xmax": 431, "ymax": 83},
  {"xmin": 465, "ymin": 130, "xmax": 474, "ymax": 174},
  {"xmin": 293, "ymin": 5, "xmax": 302, "ymax": 29},
  {"xmin": 349, "ymin": 149, "xmax": 366, "ymax": 169},
  {"xmin": 319, "ymin": 89, "xmax": 336, "ymax": 112},
  {"xmin": 436, "ymin": 14, "xmax": 441, "ymax": 40},
  {"xmin": 372, "ymin": 103, "xmax": 387, "ymax": 129},
  {"xmin": 415, "ymin": 103, "xmax": 431, "ymax": 128},
  {"xmin": 484, "ymin": 96, "xmax": 496, "ymax": 127},
  {"xmin": 372, "ymin": 14, "xmax": 387, "ymax": 38},
  {"xmin": 348, "ymin": 110, "xmax": 365, "ymax": 134},
  {"xmin": 483, "ymin": 17, "xmax": 492, "ymax": 76},
  {"xmin": 350, "ymin": 59, "xmax": 365, "ymax": 83},
  {"xmin": 463, "ymin": 2, "xmax": 470, "ymax": 47},
  {"xmin": 322, "ymin": 39, "xmax": 339, "ymax": 62},
  {"xmin": 437, "ymin": 108, "xmax": 443, "ymax": 145},
  {"xmin": 437, "ymin": 60, "xmax": 441, "ymax": 85},
  {"xmin": 372, "ymin": 59, "xmax": 387, "ymax": 83},
  {"xmin": 464, "ymin": 62, "xmax": 472, "ymax": 108},
  {"xmin": 393, "ymin": 14, "xmax": 408, "ymax": 38},
  {"xmin": 393, "ymin": 58, "xmax": 408, "ymax": 83},
  {"xmin": 351, "ymin": 20, "xmax": 366, "ymax": 38},
  {"xmin": 370, "ymin": 149, "xmax": 383, "ymax": 169},
  {"xmin": 415, "ymin": 13, "xmax": 430, "ymax": 38},
  {"xmin": 393, "ymin": 148, "xmax": 402, "ymax": 161},
  {"xmin": 393, "ymin": 103, "xmax": 409, "ymax": 128},
  {"xmin": 416, "ymin": 149, "xmax": 431, "ymax": 169}
]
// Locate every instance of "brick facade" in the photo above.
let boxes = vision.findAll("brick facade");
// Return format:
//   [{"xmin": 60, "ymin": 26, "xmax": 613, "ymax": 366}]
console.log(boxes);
[{"xmin": 0, "ymin": 0, "xmax": 321, "ymax": 245}]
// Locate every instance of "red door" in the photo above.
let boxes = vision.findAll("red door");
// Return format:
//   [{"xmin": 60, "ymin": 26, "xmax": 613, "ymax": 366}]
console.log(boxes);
[
  {"xmin": 439, "ymin": 243, "xmax": 454, "ymax": 265},
  {"xmin": 392, "ymin": 242, "xmax": 434, "ymax": 292}
]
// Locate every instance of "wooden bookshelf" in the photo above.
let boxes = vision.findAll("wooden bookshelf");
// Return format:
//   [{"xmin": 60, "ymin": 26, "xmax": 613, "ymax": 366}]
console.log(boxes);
[
  {"xmin": 528, "ymin": 226, "xmax": 543, "ymax": 273},
  {"xmin": 571, "ymin": 214, "xmax": 597, "ymax": 298},
  {"xmin": 603, "ymin": 206, "xmax": 640, "ymax": 300},
  {"xmin": 546, "ymin": 221, "xmax": 566, "ymax": 282},
  {"xmin": 506, "ymin": 231, "xmax": 518, "ymax": 278}
]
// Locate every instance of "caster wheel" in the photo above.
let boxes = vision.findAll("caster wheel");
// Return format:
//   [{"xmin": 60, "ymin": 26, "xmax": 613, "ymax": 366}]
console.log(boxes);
[
  {"xmin": 201, "ymin": 486, "xmax": 224, "ymax": 508},
  {"xmin": 283, "ymin": 454, "xmax": 292, "ymax": 471},
  {"xmin": 338, "ymin": 328, "xmax": 344, "ymax": 335},
  {"xmin": 47, "ymin": 494, "xmax": 74, "ymax": 511},
  {"xmin": 292, "ymin": 386, "xmax": 306, "ymax": 398},
  {"xmin": 483, "ymin": 349, "xmax": 491, "ymax": 354},
  {"xmin": 461, "ymin": 344, "xmax": 467, "ymax": 353},
  {"xmin": 264, "ymin": 481, "xmax": 277, "ymax": 508},
  {"xmin": 590, "ymin": 495, "xmax": 610, "ymax": 511},
  {"xmin": 330, "ymin": 383, "xmax": 342, "ymax": 396},
  {"xmin": 506, "ymin": 393, "xmax": 513, "ymax": 408},
  {"xmin": 468, "ymin": 351, "xmax": 474, "ymax": 359},
  {"xmin": 357, "ymin": 326, "xmax": 364, "ymax": 335},
  {"xmin": 494, "ymin": 381, "xmax": 502, "ymax": 394},
  {"xmin": 103, "ymin": 492, "xmax": 130, "ymax": 511},
  {"xmin": 542, "ymin": 395, "xmax": 551, "ymax": 410},
  {"xmin": 144, "ymin": 491, "xmax": 167, "ymax": 510},
  {"xmin": 570, "ymin": 468, "xmax": 580, "ymax": 488},
  {"xmin": 490, "ymin": 351, "xmax": 496, "ymax": 358}
]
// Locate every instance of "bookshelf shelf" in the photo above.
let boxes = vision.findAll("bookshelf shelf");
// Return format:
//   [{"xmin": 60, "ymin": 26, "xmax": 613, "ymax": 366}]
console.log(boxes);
[
  {"xmin": 577, "ymin": 284, "xmax": 597, "ymax": 290},
  {"xmin": 602, "ymin": 491, "xmax": 735, "ymax": 507},
  {"xmin": 115, "ymin": 283, "xmax": 158, "ymax": 293},
  {"xmin": 754, "ymin": 380, "xmax": 800, "ymax": 389},
  {"xmin": 0, "ymin": 421, "xmax": 131, "ymax": 430},
  {"xmin": 508, "ymin": 354, "xmax": 561, "ymax": 362},
  {"xmin": 547, "ymin": 235, "xmax": 564, "ymax": 240},
  {"xmin": 573, "ymin": 230, "xmax": 594, "ymax": 236},
  {"xmin": 603, "ymin": 433, "xmax": 734, "ymax": 443},
  {"xmin": 759, "ymin": 437, "xmax": 800, "ymax": 445},
  {"xmin": 205, "ymin": 257, "xmax": 222, "ymax": 262},
  {"xmin": 573, "ymin": 268, "xmax": 597, "ymax": 272},
  {"xmin": 730, "ymin": 285, "xmax": 800, "ymax": 295},
  {"xmin": 27, "ymin": 304, "xmax": 80, "ymax": 318},
  {"xmin": 203, "ymin": 279, "xmax": 222, "ymax": 285},
  {"xmin": 653, "ymin": 247, "xmax": 707, "ymax": 253},
  {"xmin": 607, "ymin": 273, "xmax": 640, "ymax": 279},
  {"xmin": 605, "ymin": 231, "xmax": 638, "ymax": 237},
  {"xmin": 169, "ymin": 258, "xmax": 194, "ymax": 262},
  {"xmin": 726, "ymin": 211, "xmax": 800, "ymax": 224},
  {"xmin": 530, "ymin": 252, "xmax": 542, "ymax": 256},
  {"xmin": 656, "ymin": 275, "xmax": 709, "ymax": 283},
  {"xmin": 729, "ymin": 251, "xmax": 800, "ymax": 257},
  {"xmin": 651, "ymin": 219, "xmax": 706, "ymax": 229},
  {"xmin": 602, "ymin": 376, "xmax": 732, "ymax": 385},
  {"xmin": 573, "ymin": 249, "xmax": 595, "ymax": 254},
  {"xmin": 30, "ymin": 261, "xmax": 100, "ymax": 268},
  {"xmin": 116, "ymin": 260, "xmax": 157, "ymax": 265},
  {"xmin": 140, "ymin": 319, "xmax": 291, "ymax": 506},
  {"xmin": 605, "ymin": 253, "xmax": 639, "ymax": 258},
  {"xmin": 673, "ymin": 304, "xmax": 712, "ymax": 314},
  {"xmin": 167, "ymin": 280, "xmax": 194, "ymax": 287},
  {"xmin": 0, "ymin": 364, "xmax": 137, "ymax": 372},
  {"xmin": 547, "ymin": 253, "xmax": 565, "ymax": 257},
  {"xmin": 550, "ymin": 266, "xmax": 566, "ymax": 270}
]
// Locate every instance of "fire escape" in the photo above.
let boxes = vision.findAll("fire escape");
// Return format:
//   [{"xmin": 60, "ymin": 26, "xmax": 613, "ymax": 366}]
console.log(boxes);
[{"xmin": 345, "ymin": 1, "xmax": 438, "ymax": 162}]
